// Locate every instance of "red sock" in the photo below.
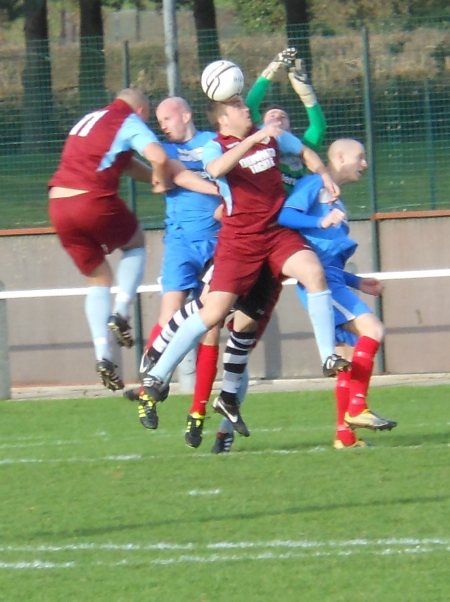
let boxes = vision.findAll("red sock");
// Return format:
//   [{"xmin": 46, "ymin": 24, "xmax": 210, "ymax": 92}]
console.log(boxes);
[
  {"xmin": 189, "ymin": 343, "xmax": 219, "ymax": 416},
  {"xmin": 145, "ymin": 322, "xmax": 163, "ymax": 352},
  {"xmin": 336, "ymin": 427, "xmax": 357, "ymax": 446},
  {"xmin": 335, "ymin": 370, "xmax": 351, "ymax": 427},
  {"xmin": 348, "ymin": 336, "xmax": 380, "ymax": 416},
  {"xmin": 335, "ymin": 371, "xmax": 356, "ymax": 444}
]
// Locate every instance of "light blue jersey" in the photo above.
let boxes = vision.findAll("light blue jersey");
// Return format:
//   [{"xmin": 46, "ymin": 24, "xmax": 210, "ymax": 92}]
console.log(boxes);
[
  {"xmin": 281, "ymin": 174, "xmax": 357, "ymax": 268},
  {"xmin": 278, "ymin": 174, "xmax": 371, "ymax": 346},
  {"xmin": 160, "ymin": 130, "xmax": 220, "ymax": 293},
  {"xmin": 163, "ymin": 130, "xmax": 221, "ymax": 242}
]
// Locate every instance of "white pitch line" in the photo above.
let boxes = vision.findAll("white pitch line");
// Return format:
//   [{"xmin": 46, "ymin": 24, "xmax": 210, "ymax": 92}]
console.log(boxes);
[
  {"xmin": 1, "ymin": 537, "xmax": 448, "ymax": 554},
  {"xmin": 0, "ymin": 454, "xmax": 142, "ymax": 465},
  {"xmin": 0, "ymin": 439, "xmax": 92, "ymax": 450},
  {"xmin": 0, "ymin": 419, "xmax": 444, "ymax": 450},
  {"xmin": 188, "ymin": 489, "xmax": 221, "ymax": 496},
  {"xmin": 0, "ymin": 561, "xmax": 75, "ymax": 569},
  {"xmin": 1, "ymin": 442, "xmax": 449, "ymax": 466},
  {"xmin": 0, "ymin": 548, "xmax": 440, "ymax": 570},
  {"xmin": 1, "ymin": 538, "xmax": 448, "ymax": 570}
]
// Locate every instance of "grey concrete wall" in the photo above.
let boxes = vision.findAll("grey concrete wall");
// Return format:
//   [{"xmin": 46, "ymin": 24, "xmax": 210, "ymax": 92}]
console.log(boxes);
[
  {"xmin": 378, "ymin": 217, "xmax": 450, "ymax": 374},
  {"xmin": 1, "ymin": 216, "xmax": 449, "ymax": 388}
]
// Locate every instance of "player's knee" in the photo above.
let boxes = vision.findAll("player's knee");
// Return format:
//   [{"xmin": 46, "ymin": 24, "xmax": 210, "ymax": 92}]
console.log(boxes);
[
  {"xmin": 200, "ymin": 305, "xmax": 226, "ymax": 329},
  {"xmin": 300, "ymin": 260, "xmax": 326, "ymax": 291},
  {"xmin": 363, "ymin": 315, "xmax": 385, "ymax": 342},
  {"xmin": 372, "ymin": 320, "xmax": 385, "ymax": 342}
]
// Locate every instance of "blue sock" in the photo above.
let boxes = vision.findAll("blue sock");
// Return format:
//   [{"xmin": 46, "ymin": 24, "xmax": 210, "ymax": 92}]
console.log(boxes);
[
  {"xmin": 113, "ymin": 247, "xmax": 146, "ymax": 318},
  {"xmin": 237, "ymin": 366, "xmax": 249, "ymax": 404},
  {"xmin": 307, "ymin": 289, "xmax": 335, "ymax": 363},
  {"xmin": 151, "ymin": 312, "xmax": 208, "ymax": 382},
  {"xmin": 85, "ymin": 286, "xmax": 112, "ymax": 361}
]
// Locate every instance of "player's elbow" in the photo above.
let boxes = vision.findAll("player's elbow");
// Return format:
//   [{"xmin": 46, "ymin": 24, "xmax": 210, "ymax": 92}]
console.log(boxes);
[{"xmin": 205, "ymin": 159, "xmax": 227, "ymax": 180}]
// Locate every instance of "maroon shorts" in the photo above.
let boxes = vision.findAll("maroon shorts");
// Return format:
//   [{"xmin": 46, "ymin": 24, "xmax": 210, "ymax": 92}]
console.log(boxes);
[
  {"xmin": 49, "ymin": 191, "xmax": 138, "ymax": 275},
  {"xmin": 209, "ymin": 225, "xmax": 310, "ymax": 296}
]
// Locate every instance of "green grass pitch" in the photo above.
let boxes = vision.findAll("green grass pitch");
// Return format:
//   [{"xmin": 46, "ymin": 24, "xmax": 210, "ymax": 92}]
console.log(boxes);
[{"xmin": 0, "ymin": 385, "xmax": 449, "ymax": 601}]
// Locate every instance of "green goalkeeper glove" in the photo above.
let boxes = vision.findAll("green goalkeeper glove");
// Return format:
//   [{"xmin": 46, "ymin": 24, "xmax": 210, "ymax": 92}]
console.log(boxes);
[
  {"xmin": 261, "ymin": 47, "xmax": 297, "ymax": 81},
  {"xmin": 288, "ymin": 58, "xmax": 318, "ymax": 108}
]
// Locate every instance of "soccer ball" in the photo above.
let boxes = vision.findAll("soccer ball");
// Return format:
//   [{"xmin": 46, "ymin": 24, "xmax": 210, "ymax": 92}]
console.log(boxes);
[{"xmin": 201, "ymin": 60, "xmax": 244, "ymax": 102}]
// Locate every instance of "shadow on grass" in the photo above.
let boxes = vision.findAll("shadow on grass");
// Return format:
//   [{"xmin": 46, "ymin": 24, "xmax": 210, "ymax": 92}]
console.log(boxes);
[{"xmin": 32, "ymin": 492, "xmax": 450, "ymax": 541}]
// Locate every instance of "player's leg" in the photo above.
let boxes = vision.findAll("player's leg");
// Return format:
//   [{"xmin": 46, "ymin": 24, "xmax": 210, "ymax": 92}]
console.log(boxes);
[
  {"xmin": 143, "ymin": 234, "xmax": 200, "ymax": 355},
  {"xmin": 211, "ymin": 265, "xmax": 281, "ymax": 440},
  {"xmin": 141, "ymin": 290, "xmax": 237, "ymax": 399},
  {"xmin": 138, "ymin": 239, "xmax": 213, "ymax": 428},
  {"xmin": 107, "ymin": 224, "xmax": 146, "ymax": 348},
  {"xmin": 211, "ymin": 367, "xmax": 249, "ymax": 454},
  {"xmin": 281, "ymin": 248, "xmax": 349, "ymax": 376},
  {"xmin": 139, "ymin": 249, "xmax": 213, "ymax": 382},
  {"xmin": 185, "ymin": 325, "xmax": 220, "ymax": 448},
  {"xmin": 135, "ymin": 290, "xmax": 189, "ymax": 428},
  {"xmin": 332, "ymin": 341, "xmax": 368, "ymax": 449},
  {"xmin": 343, "ymin": 314, "xmax": 397, "ymax": 431},
  {"xmin": 215, "ymin": 264, "xmax": 277, "ymax": 406},
  {"xmin": 84, "ymin": 259, "xmax": 125, "ymax": 391},
  {"xmin": 148, "ymin": 245, "xmax": 263, "ymax": 434},
  {"xmin": 217, "ymin": 315, "xmax": 257, "ymax": 407},
  {"xmin": 50, "ymin": 191, "xmax": 137, "ymax": 391}
]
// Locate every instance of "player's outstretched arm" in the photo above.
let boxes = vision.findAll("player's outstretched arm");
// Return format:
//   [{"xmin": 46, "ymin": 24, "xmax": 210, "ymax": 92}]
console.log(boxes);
[
  {"xmin": 170, "ymin": 160, "xmax": 219, "ymax": 196},
  {"xmin": 288, "ymin": 58, "xmax": 327, "ymax": 150},
  {"xmin": 142, "ymin": 141, "xmax": 173, "ymax": 193},
  {"xmin": 124, "ymin": 156, "xmax": 152, "ymax": 182},
  {"xmin": 245, "ymin": 47, "xmax": 297, "ymax": 124},
  {"xmin": 205, "ymin": 122, "xmax": 284, "ymax": 179},
  {"xmin": 301, "ymin": 146, "xmax": 340, "ymax": 199}
]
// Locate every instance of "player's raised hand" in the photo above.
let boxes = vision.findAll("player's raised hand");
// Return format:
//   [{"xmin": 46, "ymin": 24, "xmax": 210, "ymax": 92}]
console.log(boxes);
[
  {"xmin": 321, "ymin": 172, "xmax": 341, "ymax": 200},
  {"xmin": 276, "ymin": 47, "xmax": 297, "ymax": 66},
  {"xmin": 261, "ymin": 47, "xmax": 297, "ymax": 80},
  {"xmin": 288, "ymin": 58, "xmax": 318, "ymax": 108},
  {"xmin": 256, "ymin": 120, "xmax": 284, "ymax": 141}
]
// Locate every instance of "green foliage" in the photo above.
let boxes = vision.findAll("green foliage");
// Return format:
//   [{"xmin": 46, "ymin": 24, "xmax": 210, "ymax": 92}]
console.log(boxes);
[
  {"xmin": 312, "ymin": 0, "xmax": 449, "ymax": 34},
  {"xmin": 231, "ymin": 0, "xmax": 285, "ymax": 32},
  {"xmin": 0, "ymin": 0, "xmax": 23, "ymax": 20}
]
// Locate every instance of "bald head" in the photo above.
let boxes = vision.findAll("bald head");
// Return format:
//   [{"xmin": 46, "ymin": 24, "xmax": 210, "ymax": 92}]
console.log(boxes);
[
  {"xmin": 116, "ymin": 88, "xmax": 148, "ymax": 110},
  {"xmin": 328, "ymin": 138, "xmax": 364, "ymax": 162},
  {"xmin": 156, "ymin": 96, "xmax": 192, "ymax": 115},
  {"xmin": 116, "ymin": 88, "xmax": 150, "ymax": 120},
  {"xmin": 156, "ymin": 96, "xmax": 195, "ymax": 143},
  {"xmin": 327, "ymin": 138, "xmax": 368, "ymax": 185}
]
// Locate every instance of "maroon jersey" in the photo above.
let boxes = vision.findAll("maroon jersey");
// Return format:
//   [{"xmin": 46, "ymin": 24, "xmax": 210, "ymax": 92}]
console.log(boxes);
[
  {"xmin": 213, "ymin": 128, "xmax": 286, "ymax": 236},
  {"xmin": 49, "ymin": 99, "xmax": 158, "ymax": 194}
]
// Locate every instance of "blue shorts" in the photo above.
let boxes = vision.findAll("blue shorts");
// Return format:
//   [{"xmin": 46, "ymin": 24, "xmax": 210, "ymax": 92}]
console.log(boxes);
[
  {"xmin": 160, "ymin": 232, "xmax": 218, "ymax": 293},
  {"xmin": 296, "ymin": 266, "xmax": 372, "ymax": 347}
]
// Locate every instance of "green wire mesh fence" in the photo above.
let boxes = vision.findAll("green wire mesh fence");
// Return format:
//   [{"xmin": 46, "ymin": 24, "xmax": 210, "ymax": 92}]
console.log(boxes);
[{"xmin": 0, "ymin": 16, "xmax": 448, "ymax": 229}]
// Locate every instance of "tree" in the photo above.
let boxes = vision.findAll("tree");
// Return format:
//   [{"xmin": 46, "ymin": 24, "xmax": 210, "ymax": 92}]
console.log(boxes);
[
  {"xmin": 79, "ymin": 0, "xmax": 107, "ymax": 110},
  {"xmin": 0, "ymin": 0, "xmax": 23, "ymax": 19},
  {"xmin": 231, "ymin": 0, "xmax": 285, "ymax": 32},
  {"xmin": 192, "ymin": 0, "xmax": 221, "ymax": 68},
  {"xmin": 22, "ymin": 0, "xmax": 54, "ymax": 150},
  {"xmin": 283, "ymin": 0, "xmax": 311, "ymax": 71}
]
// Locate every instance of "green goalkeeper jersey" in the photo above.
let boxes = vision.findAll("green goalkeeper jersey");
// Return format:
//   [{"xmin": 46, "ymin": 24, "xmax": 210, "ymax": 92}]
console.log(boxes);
[{"xmin": 245, "ymin": 76, "xmax": 327, "ymax": 193}]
